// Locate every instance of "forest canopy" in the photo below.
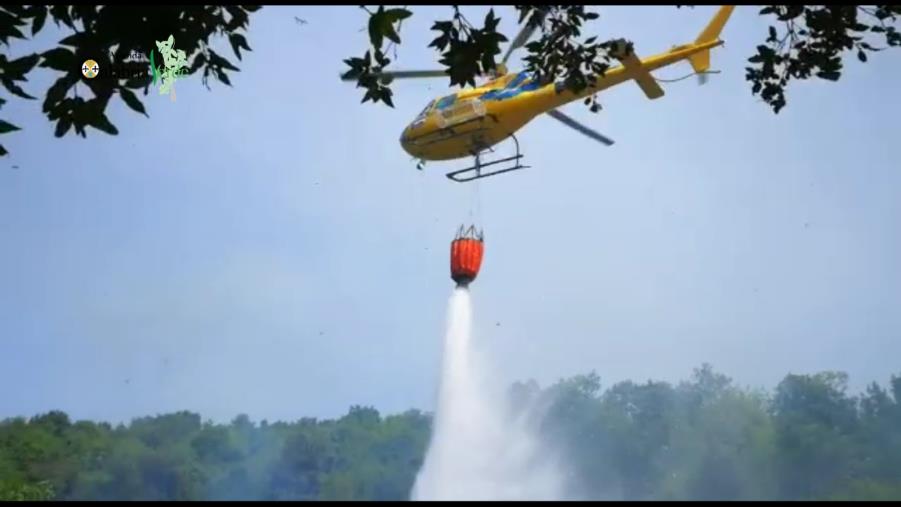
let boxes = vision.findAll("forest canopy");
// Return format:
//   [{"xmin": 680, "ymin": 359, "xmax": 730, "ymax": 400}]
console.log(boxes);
[{"xmin": 2, "ymin": 365, "xmax": 900, "ymax": 501}]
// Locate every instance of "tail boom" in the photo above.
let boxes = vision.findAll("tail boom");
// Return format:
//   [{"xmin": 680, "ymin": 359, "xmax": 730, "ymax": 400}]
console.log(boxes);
[
  {"xmin": 531, "ymin": 5, "xmax": 734, "ymax": 111},
  {"xmin": 534, "ymin": 39, "xmax": 723, "ymax": 110}
]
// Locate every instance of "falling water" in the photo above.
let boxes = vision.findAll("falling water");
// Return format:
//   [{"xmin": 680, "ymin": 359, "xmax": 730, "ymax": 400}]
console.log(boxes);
[{"xmin": 410, "ymin": 287, "xmax": 566, "ymax": 501}]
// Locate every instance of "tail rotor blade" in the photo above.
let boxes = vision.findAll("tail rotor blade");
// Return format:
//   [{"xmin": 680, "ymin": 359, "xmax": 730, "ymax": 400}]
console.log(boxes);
[{"xmin": 547, "ymin": 109, "xmax": 615, "ymax": 146}]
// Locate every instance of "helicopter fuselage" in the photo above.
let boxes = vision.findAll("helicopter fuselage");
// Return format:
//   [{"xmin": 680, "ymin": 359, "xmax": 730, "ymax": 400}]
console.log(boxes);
[{"xmin": 399, "ymin": 38, "xmax": 722, "ymax": 162}]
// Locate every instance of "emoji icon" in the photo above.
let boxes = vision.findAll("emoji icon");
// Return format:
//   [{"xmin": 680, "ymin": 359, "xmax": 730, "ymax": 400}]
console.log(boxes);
[{"xmin": 82, "ymin": 60, "xmax": 99, "ymax": 79}]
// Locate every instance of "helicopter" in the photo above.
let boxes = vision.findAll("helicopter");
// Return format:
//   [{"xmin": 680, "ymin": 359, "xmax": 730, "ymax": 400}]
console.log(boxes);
[{"xmin": 342, "ymin": 5, "xmax": 735, "ymax": 183}]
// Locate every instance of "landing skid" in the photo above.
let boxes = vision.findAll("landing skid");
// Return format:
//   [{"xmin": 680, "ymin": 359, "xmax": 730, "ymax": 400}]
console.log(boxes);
[{"xmin": 445, "ymin": 134, "xmax": 530, "ymax": 183}]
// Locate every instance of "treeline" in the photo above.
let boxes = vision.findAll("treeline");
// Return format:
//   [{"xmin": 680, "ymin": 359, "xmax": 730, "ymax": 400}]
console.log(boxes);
[{"xmin": 1, "ymin": 365, "xmax": 900, "ymax": 500}]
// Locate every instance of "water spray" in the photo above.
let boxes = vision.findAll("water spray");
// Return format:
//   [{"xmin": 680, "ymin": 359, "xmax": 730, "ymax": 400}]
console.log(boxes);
[{"xmin": 411, "ymin": 225, "xmax": 566, "ymax": 501}]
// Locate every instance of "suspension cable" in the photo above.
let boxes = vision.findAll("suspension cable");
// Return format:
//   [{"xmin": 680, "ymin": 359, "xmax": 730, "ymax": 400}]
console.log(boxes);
[{"xmin": 654, "ymin": 69, "xmax": 722, "ymax": 83}]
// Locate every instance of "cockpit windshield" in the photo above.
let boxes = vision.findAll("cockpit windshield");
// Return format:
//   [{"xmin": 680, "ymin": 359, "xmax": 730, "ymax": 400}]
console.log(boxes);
[{"xmin": 415, "ymin": 100, "xmax": 435, "ymax": 121}]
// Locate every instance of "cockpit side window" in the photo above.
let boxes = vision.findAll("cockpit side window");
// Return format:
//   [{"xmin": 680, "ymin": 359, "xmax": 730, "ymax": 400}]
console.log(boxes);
[
  {"xmin": 415, "ymin": 100, "xmax": 435, "ymax": 121},
  {"xmin": 435, "ymin": 94, "xmax": 457, "ymax": 110}
]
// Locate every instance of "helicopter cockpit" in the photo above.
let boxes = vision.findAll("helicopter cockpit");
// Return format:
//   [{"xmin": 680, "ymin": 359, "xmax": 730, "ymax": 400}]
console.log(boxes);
[
  {"xmin": 411, "ymin": 94, "xmax": 459, "ymax": 128},
  {"xmin": 409, "ymin": 99, "xmax": 435, "ymax": 129}
]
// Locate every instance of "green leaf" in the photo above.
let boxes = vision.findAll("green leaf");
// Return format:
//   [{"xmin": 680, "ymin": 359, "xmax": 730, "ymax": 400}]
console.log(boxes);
[
  {"xmin": 208, "ymin": 49, "xmax": 239, "ymax": 71},
  {"xmin": 6, "ymin": 53, "xmax": 40, "ymax": 77},
  {"xmin": 49, "ymin": 5, "xmax": 74, "ymax": 29},
  {"xmin": 431, "ymin": 20, "xmax": 453, "ymax": 32},
  {"xmin": 119, "ymin": 88, "xmax": 148, "ymax": 117},
  {"xmin": 31, "ymin": 6, "xmax": 47, "ymax": 35},
  {"xmin": 368, "ymin": 6, "xmax": 407, "ymax": 47},
  {"xmin": 0, "ymin": 22, "xmax": 25, "ymax": 44},
  {"xmin": 215, "ymin": 68, "xmax": 232, "ymax": 86},
  {"xmin": 0, "ymin": 8, "xmax": 24, "ymax": 27},
  {"xmin": 0, "ymin": 119, "xmax": 21, "ymax": 134},
  {"xmin": 0, "ymin": 144, "xmax": 7, "ymax": 156},
  {"xmin": 379, "ymin": 87, "xmax": 394, "ymax": 107},
  {"xmin": 384, "ymin": 24, "xmax": 401, "ymax": 45},
  {"xmin": 46, "ymin": 98, "xmax": 68, "ymax": 121},
  {"xmin": 484, "ymin": 9, "xmax": 500, "ymax": 32},
  {"xmin": 43, "ymin": 75, "xmax": 76, "ymax": 112},
  {"xmin": 57, "ymin": 32, "xmax": 88, "ymax": 47},
  {"xmin": 225, "ymin": 6, "xmax": 250, "ymax": 30},
  {"xmin": 1, "ymin": 78, "xmax": 36, "ymax": 100},
  {"xmin": 816, "ymin": 70, "xmax": 841, "ymax": 81},
  {"xmin": 1, "ymin": 6, "xmax": 26, "ymax": 17},
  {"xmin": 87, "ymin": 111, "xmax": 119, "ymax": 135},
  {"xmin": 188, "ymin": 53, "xmax": 208, "ymax": 74},
  {"xmin": 368, "ymin": 6, "xmax": 386, "ymax": 48},
  {"xmin": 857, "ymin": 49, "xmax": 867, "ymax": 62},
  {"xmin": 373, "ymin": 48, "xmax": 390, "ymax": 67},
  {"xmin": 384, "ymin": 8, "xmax": 412, "ymax": 23},
  {"xmin": 228, "ymin": 33, "xmax": 251, "ymax": 61},
  {"xmin": 40, "ymin": 47, "xmax": 75, "ymax": 72},
  {"xmin": 54, "ymin": 116, "xmax": 72, "ymax": 137}
]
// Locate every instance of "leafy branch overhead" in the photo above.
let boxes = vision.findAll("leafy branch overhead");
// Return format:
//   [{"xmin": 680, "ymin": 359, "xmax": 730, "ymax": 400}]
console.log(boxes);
[
  {"xmin": 343, "ymin": 5, "xmax": 901, "ymax": 114},
  {"xmin": 747, "ymin": 5, "xmax": 901, "ymax": 113},
  {"xmin": 0, "ymin": 5, "xmax": 262, "ymax": 156},
  {"xmin": 1, "ymin": 6, "xmax": 899, "ymax": 158},
  {"xmin": 341, "ymin": 6, "xmax": 413, "ymax": 107}
]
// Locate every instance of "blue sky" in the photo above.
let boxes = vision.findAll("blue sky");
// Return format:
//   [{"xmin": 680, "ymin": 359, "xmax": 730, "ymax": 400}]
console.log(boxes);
[{"xmin": 1, "ymin": 6, "xmax": 899, "ymax": 424}]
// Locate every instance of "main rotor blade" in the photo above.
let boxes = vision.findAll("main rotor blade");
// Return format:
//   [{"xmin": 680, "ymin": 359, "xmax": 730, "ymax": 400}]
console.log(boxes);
[
  {"xmin": 502, "ymin": 10, "xmax": 548, "ymax": 65},
  {"xmin": 339, "ymin": 69, "xmax": 447, "ymax": 82},
  {"xmin": 547, "ymin": 109, "xmax": 615, "ymax": 146}
]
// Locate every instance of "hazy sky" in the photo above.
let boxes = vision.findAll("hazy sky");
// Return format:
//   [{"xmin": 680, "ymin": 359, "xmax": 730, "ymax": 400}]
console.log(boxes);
[{"xmin": 2, "ymin": 6, "xmax": 899, "ymax": 424}]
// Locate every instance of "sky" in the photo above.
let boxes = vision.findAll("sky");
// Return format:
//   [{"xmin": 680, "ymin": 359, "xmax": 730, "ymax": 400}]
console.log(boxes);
[{"xmin": 1, "ymin": 6, "xmax": 899, "ymax": 424}]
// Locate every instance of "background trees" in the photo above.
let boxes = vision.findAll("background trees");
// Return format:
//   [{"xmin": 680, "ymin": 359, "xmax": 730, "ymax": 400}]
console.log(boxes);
[{"xmin": 1, "ymin": 366, "xmax": 899, "ymax": 500}]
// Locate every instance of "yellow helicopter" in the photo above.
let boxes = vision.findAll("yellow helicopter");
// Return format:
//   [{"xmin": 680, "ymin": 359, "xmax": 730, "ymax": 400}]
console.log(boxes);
[{"xmin": 343, "ymin": 5, "xmax": 735, "ymax": 182}]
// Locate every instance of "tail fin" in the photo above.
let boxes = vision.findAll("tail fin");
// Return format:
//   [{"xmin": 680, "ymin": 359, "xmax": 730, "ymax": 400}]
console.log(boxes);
[{"xmin": 688, "ymin": 5, "xmax": 735, "ymax": 74}]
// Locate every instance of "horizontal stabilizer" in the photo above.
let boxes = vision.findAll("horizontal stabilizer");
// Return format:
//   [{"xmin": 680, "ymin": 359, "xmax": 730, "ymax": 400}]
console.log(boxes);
[{"xmin": 619, "ymin": 51, "xmax": 665, "ymax": 100}]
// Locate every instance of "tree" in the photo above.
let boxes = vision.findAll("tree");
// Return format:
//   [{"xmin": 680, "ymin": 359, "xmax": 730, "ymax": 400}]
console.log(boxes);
[
  {"xmin": 598, "ymin": 380, "xmax": 677, "ymax": 500},
  {"xmin": 0, "ymin": 480, "xmax": 55, "ymax": 501},
  {"xmin": 343, "ymin": 5, "xmax": 901, "ymax": 116},
  {"xmin": 2, "ymin": 367, "xmax": 901, "ymax": 500},
  {"xmin": 2, "ymin": 6, "xmax": 900, "ymax": 158},
  {"xmin": 770, "ymin": 372, "xmax": 862, "ymax": 499},
  {"xmin": 0, "ymin": 5, "xmax": 260, "ymax": 156}
]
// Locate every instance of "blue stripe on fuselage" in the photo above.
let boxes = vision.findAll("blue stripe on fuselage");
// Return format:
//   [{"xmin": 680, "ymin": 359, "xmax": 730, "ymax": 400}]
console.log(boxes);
[{"xmin": 480, "ymin": 72, "xmax": 542, "ymax": 102}]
